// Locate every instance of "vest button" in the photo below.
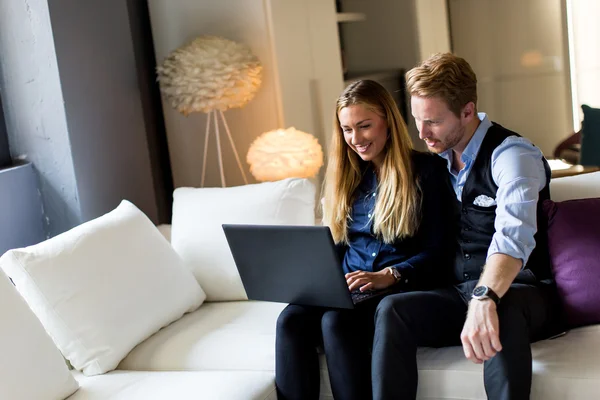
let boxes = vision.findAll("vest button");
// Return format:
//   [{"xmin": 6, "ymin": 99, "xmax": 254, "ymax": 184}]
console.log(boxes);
[
  {"xmin": 462, "ymin": 208, "xmax": 468, "ymax": 214},
  {"xmin": 464, "ymin": 253, "xmax": 471, "ymax": 260},
  {"xmin": 464, "ymin": 225, "xmax": 471, "ymax": 231},
  {"xmin": 463, "ymin": 273, "xmax": 470, "ymax": 279}
]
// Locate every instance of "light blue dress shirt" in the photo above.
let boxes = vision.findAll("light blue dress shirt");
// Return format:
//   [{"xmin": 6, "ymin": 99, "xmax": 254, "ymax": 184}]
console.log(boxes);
[{"xmin": 438, "ymin": 113, "xmax": 547, "ymax": 266}]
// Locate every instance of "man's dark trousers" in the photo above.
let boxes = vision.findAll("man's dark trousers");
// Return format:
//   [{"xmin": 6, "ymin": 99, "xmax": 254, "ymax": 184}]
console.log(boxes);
[{"xmin": 371, "ymin": 281, "xmax": 556, "ymax": 400}]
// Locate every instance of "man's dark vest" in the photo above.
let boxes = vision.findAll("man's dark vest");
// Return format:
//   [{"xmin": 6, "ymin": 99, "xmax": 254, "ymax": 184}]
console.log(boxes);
[{"xmin": 454, "ymin": 122, "xmax": 552, "ymax": 284}]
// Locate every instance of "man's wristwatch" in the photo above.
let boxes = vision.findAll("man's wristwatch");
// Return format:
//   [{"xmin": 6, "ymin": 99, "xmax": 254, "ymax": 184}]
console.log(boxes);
[
  {"xmin": 471, "ymin": 285, "xmax": 500, "ymax": 305},
  {"xmin": 387, "ymin": 267, "xmax": 402, "ymax": 283}
]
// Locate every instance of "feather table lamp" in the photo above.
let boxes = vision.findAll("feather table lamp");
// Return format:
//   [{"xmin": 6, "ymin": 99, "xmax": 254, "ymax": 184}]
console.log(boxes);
[
  {"xmin": 157, "ymin": 35, "xmax": 263, "ymax": 187},
  {"xmin": 246, "ymin": 127, "xmax": 324, "ymax": 182}
]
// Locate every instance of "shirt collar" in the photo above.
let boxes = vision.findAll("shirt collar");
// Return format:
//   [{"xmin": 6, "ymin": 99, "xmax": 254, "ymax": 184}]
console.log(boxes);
[{"xmin": 439, "ymin": 113, "xmax": 492, "ymax": 170}]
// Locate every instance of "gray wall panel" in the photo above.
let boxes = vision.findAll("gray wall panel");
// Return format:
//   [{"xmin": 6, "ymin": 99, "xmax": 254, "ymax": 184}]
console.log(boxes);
[
  {"xmin": 0, "ymin": 0, "xmax": 82, "ymax": 237},
  {"xmin": 0, "ymin": 163, "xmax": 45, "ymax": 254}
]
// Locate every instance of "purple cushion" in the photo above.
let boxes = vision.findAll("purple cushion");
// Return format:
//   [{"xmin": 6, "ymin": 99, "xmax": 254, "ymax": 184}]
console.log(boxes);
[{"xmin": 544, "ymin": 198, "xmax": 600, "ymax": 328}]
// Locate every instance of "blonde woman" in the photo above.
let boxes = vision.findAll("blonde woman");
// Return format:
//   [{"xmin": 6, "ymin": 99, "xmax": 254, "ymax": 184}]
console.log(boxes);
[{"xmin": 275, "ymin": 80, "xmax": 456, "ymax": 400}]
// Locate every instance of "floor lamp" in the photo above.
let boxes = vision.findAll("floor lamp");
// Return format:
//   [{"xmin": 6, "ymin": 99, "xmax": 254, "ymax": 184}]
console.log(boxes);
[
  {"xmin": 157, "ymin": 35, "xmax": 263, "ymax": 187},
  {"xmin": 201, "ymin": 109, "xmax": 248, "ymax": 187}
]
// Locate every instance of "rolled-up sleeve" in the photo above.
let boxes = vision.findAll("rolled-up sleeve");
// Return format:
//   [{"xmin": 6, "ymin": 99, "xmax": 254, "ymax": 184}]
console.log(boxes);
[{"xmin": 488, "ymin": 136, "xmax": 547, "ymax": 266}]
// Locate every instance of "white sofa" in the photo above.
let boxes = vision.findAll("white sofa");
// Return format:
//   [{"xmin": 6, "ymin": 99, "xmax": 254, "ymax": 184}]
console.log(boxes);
[{"xmin": 2, "ymin": 173, "xmax": 600, "ymax": 400}]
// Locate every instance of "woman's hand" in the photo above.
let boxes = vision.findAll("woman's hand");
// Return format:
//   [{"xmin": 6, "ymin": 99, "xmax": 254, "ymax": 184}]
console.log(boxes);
[{"xmin": 346, "ymin": 268, "xmax": 397, "ymax": 291}]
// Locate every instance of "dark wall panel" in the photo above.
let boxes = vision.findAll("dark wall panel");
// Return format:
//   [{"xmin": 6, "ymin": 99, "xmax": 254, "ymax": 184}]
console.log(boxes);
[
  {"xmin": 126, "ymin": 0, "xmax": 173, "ymax": 223},
  {"xmin": 47, "ymin": 0, "xmax": 171, "ymax": 224},
  {"xmin": 0, "ymin": 94, "xmax": 11, "ymax": 168}
]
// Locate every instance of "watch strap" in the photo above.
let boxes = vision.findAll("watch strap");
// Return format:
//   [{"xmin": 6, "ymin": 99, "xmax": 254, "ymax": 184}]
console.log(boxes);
[{"xmin": 485, "ymin": 287, "xmax": 500, "ymax": 305}]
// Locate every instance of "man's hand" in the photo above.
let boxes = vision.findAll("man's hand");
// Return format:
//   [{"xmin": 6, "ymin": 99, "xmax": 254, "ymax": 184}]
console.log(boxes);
[
  {"xmin": 460, "ymin": 299, "xmax": 502, "ymax": 364},
  {"xmin": 346, "ymin": 269, "xmax": 396, "ymax": 292}
]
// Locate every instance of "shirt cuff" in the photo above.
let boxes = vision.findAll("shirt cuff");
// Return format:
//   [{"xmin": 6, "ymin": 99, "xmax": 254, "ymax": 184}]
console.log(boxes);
[{"xmin": 487, "ymin": 238, "xmax": 529, "ymax": 268}]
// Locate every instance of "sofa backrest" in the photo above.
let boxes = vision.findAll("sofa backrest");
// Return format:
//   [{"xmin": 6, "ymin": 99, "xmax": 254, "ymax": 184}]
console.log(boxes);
[
  {"xmin": 156, "ymin": 173, "xmax": 600, "ymax": 241},
  {"xmin": 550, "ymin": 171, "xmax": 600, "ymax": 202}
]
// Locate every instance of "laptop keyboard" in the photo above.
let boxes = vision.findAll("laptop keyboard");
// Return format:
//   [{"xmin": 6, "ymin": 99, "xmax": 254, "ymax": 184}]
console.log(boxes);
[{"xmin": 350, "ymin": 289, "xmax": 391, "ymax": 304}]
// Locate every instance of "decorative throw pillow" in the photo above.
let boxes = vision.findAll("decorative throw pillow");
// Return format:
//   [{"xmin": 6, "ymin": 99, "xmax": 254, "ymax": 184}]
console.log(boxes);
[
  {"xmin": 0, "ymin": 200, "xmax": 205, "ymax": 376},
  {"xmin": 0, "ymin": 269, "xmax": 79, "ymax": 400},
  {"xmin": 171, "ymin": 178, "xmax": 316, "ymax": 301},
  {"xmin": 544, "ymin": 198, "xmax": 600, "ymax": 328}
]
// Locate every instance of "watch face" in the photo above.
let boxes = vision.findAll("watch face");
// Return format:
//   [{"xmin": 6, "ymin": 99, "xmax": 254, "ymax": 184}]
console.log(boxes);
[{"xmin": 473, "ymin": 286, "xmax": 488, "ymax": 297}]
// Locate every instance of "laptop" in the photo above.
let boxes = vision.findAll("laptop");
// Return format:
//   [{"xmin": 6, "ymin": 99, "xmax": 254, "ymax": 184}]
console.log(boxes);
[{"xmin": 222, "ymin": 224, "xmax": 391, "ymax": 309}]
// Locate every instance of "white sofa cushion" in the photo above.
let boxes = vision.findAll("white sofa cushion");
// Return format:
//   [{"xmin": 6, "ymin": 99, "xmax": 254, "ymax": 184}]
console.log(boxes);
[
  {"xmin": 171, "ymin": 178, "xmax": 316, "ymax": 301},
  {"xmin": 119, "ymin": 301, "xmax": 286, "ymax": 372},
  {"xmin": 0, "ymin": 270, "xmax": 79, "ymax": 400},
  {"xmin": 317, "ymin": 326, "xmax": 600, "ymax": 400},
  {"xmin": 550, "ymin": 170, "xmax": 600, "ymax": 201},
  {"xmin": 0, "ymin": 200, "xmax": 205, "ymax": 376},
  {"xmin": 119, "ymin": 298, "xmax": 600, "ymax": 400},
  {"xmin": 70, "ymin": 370, "xmax": 277, "ymax": 400},
  {"xmin": 530, "ymin": 326, "xmax": 600, "ymax": 399},
  {"xmin": 418, "ymin": 325, "xmax": 600, "ymax": 399}
]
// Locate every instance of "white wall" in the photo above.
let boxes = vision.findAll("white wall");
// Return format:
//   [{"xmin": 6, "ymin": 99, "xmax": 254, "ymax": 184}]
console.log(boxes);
[
  {"xmin": 568, "ymin": 0, "xmax": 600, "ymax": 126},
  {"xmin": 147, "ymin": 0, "xmax": 344, "ymax": 189},
  {"xmin": 268, "ymin": 0, "xmax": 344, "ymax": 153},
  {"xmin": 449, "ymin": 0, "xmax": 572, "ymax": 156},
  {"xmin": 0, "ymin": 0, "xmax": 81, "ymax": 236},
  {"xmin": 415, "ymin": 0, "xmax": 451, "ymax": 61}
]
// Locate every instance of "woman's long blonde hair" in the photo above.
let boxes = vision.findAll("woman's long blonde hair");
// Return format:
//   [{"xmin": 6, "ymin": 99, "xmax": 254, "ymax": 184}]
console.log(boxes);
[{"xmin": 322, "ymin": 80, "xmax": 421, "ymax": 244}]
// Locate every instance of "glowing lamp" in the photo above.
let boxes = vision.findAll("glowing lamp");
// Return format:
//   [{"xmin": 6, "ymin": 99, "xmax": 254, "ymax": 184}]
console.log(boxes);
[{"xmin": 247, "ymin": 127, "xmax": 323, "ymax": 181}]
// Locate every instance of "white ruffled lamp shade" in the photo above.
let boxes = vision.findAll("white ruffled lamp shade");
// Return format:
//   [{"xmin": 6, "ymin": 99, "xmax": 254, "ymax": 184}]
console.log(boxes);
[
  {"xmin": 157, "ymin": 36, "xmax": 262, "ymax": 116},
  {"xmin": 247, "ymin": 127, "xmax": 324, "ymax": 182}
]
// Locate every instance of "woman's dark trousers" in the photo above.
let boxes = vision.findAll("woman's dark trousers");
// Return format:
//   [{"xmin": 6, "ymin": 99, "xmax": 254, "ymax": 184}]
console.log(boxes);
[{"xmin": 276, "ymin": 298, "xmax": 381, "ymax": 400}]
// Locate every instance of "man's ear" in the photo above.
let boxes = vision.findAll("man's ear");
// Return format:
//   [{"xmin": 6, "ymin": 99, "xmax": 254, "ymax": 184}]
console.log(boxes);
[{"xmin": 462, "ymin": 102, "xmax": 476, "ymax": 121}]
